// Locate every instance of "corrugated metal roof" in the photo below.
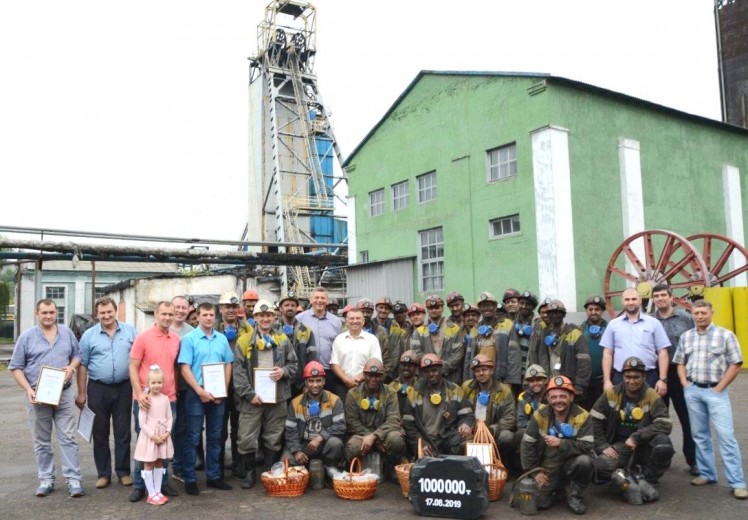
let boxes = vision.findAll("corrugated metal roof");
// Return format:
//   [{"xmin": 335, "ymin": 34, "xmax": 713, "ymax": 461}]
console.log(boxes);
[{"xmin": 342, "ymin": 70, "xmax": 748, "ymax": 167}]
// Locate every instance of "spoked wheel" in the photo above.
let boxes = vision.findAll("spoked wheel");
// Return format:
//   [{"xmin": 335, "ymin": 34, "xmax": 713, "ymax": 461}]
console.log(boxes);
[
  {"xmin": 683, "ymin": 233, "xmax": 748, "ymax": 287},
  {"xmin": 603, "ymin": 230, "xmax": 710, "ymax": 317}
]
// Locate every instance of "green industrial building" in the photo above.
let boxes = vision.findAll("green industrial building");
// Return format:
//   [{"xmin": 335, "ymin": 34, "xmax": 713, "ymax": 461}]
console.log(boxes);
[{"xmin": 343, "ymin": 71, "xmax": 748, "ymax": 310}]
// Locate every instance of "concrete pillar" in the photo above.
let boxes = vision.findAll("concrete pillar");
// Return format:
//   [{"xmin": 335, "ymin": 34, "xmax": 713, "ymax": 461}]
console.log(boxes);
[
  {"xmin": 722, "ymin": 165, "xmax": 747, "ymax": 287},
  {"xmin": 531, "ymin": 125, "xmax": 577, "ymax": 310},
  {"xmin": 618, "ymin": 138, "xmax": 645, "ymax": 280}
]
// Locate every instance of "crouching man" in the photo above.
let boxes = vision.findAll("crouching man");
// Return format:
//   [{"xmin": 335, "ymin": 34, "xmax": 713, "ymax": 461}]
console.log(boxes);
[
  {"xmin": 284, "ymin": 361, "xmax": 345, "ymax": 475},
  {"xmin": 344, "ymin": 358, "xmax": 405, "ymax": 476},
  {"xmin": 590, "ymin": 356, "xmax": 673, "ymax": 504},
  {"xmin": 520, "ymin": 376, "xmax": 593, "ymax": 515}
]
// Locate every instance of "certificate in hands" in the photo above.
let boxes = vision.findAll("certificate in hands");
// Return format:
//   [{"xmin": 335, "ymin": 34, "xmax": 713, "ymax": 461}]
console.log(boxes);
[
  {"xmin": 202, "ymin": 363, "xmax": 228, "ymax": 398},
  {"xmin": 35, "ymin": 366, "xmax": 66, "ymax": 406},
  {"xmin": 254, "ymin": 368, "xmax": 277, "ymax": 403}
]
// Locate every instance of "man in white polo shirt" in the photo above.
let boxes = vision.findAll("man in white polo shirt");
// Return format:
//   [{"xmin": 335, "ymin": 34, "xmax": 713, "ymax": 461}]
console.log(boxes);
[{"xmin": 330, "ymin": 308, "xmax": 382, "ymax": 398}]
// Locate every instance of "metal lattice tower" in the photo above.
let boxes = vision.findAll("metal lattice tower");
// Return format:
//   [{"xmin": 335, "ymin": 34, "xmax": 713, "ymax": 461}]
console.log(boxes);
[{"xmin": 246, "ymin": 1, "xmax": 348, "ymax": 298}]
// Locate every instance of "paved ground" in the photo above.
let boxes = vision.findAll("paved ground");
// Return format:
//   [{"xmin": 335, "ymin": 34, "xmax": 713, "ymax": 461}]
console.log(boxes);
[{"xmin": 1, "ymin": 365, "xmax": 746, "ymax": 520}]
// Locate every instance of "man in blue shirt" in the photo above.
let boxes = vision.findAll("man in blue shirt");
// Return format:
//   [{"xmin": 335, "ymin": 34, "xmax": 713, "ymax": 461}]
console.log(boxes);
[
  {"xmin": 76, "ymin": 297, "xmax": 137, "ymax": 489},
  {"xmin": 178, "ymin": 302, "xmax": 234, "ymax": 495},
  {"xmin": 600, "ymin": 288, "xmax": 670, "ymax": 396},
  {"xmin": 297, "ymin": 287, "xmax": 342, "ymax": 394},
  {"xmin": 10, "ymin": 299, "xmax": 84, "ymax": 498}
]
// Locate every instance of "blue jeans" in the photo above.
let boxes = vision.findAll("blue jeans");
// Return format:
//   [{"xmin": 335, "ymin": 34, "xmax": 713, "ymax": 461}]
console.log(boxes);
[
  {"xmin": 184, "ymin": 388, "xmax": 225, "ymax": 483},
  {"xmin": 171, "ymin": 389, "xmax": 188, "ymax": 475},
  {"xmin": 132, "ymin": 400, "xmax": 177, "ymax": 490},
  {"xmin": 685, "ymin": 384, "xmax": 746, "ymax": 488}
]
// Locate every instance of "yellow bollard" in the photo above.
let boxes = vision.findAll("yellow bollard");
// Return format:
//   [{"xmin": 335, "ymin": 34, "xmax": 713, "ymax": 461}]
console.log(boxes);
[
  {"xmin": 731, "ymin": 287, "xmax": 748, "ymax": 363},
  {"xmin": 702, "ymin": 287, "xmax": 734, "ymax": 332}
]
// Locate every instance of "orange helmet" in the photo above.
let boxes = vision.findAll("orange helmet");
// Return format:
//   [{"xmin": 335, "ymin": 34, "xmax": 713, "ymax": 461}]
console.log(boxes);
[
  {"xmin": 242, "ymin": 289, "xmax": 259, "ymax": 302},
  {"xmin": 546, "ymin": 375, "xmax": 575, "ymax": 395},
  {"xmin": 420, "ymin": 353, "xmax": 444, "ymax": 369},
  {"xmin": 302, "ymin": 361, "xmax": 326, "ymax": 379},
  {"xmin": 399, "ymin": 350, "xmax": 421, "ymax": 365},
  {"xmin": 408, "ymin": 303, "xmax": 426, "ymax": 315},
  {"xmin": 470, "ymin": 354, "xmax": 494, "ymax": 371},
  {"xmin": 375, "ymin": 297, "xmax": 393, "ymax": 309}
]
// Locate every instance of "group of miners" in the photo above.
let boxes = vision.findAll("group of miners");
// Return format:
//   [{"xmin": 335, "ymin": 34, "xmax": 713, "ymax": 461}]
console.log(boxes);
[{"xmin": 9, "ymin": 282, "xmax": 747, "ymax": 514}]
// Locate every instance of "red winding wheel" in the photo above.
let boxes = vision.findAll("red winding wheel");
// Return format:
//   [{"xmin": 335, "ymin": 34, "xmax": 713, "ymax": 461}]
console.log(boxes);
[
  {"xmin": 683, "ymin": 233, "xmax": 748, "ymax": 287},
  {"xmin": 603, "ymin": 230, "xmax": 710, "ymax": 318}
]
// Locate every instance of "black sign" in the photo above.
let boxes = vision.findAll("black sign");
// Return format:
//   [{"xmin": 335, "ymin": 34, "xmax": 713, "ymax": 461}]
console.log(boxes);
[{"xmin": 410, "ymin": 456, "xmax": 489, "ymax": 520}]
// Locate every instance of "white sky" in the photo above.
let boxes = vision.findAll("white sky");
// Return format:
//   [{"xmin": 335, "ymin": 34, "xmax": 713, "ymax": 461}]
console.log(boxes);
[{"xmin": 0, "ymin": 0, "xmax": 722, "ymax": 243}]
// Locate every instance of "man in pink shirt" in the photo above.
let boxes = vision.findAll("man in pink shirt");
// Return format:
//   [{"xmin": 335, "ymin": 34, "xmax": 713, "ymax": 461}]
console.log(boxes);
[{"xmin": 127, "ymin": 301, "xmax": 181, "ymax": 502}]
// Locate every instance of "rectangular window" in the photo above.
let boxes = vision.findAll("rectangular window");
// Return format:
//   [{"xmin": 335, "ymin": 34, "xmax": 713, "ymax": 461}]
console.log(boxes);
[
  {"xmin": 369, "ymin": 189, "xmax": 384, "ymax": 216},
  {"xmin": 417, "ymin": 171, "xmax": 437, "ymax": 203},
  {"xmin": 487, "ymin": 143, "xmax": 517, "ymax": 182},
  {"xmin": 419, "ymin": 227, "xmax": 444, "ymax": 291},
  {"xmin": 46, "ymin": 286, "xmax": 65, "ymax": 300},
  {"xmin": 391, "ymin": 180, "xmax": 409, "ymax": 211},
  {"xmin": 56, "ymin": 307, "xmax": 66, "ymax": 324},
  {"xmin": 360, "ymin": 250, "xmax": 369, "ymax": 263},
  {"xmin": 490, "ymin": 214, "xmax": 521, "ymax": 238}
]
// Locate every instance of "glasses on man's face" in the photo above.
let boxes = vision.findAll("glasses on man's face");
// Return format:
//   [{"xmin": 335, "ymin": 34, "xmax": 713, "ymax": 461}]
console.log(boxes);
[{"xmin": 427, "ymin": 305, "xmax": 443, "ymax": 310}]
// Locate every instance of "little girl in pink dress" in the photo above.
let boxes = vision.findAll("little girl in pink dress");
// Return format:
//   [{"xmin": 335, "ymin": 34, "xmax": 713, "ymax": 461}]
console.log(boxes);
[{"xmin": 134, "ymin": 365, "xmax": 174, "ymax": 505}]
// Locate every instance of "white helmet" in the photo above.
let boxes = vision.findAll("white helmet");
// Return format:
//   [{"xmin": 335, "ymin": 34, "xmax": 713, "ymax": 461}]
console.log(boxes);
[{"xmin": 218, "ymin": 291, "xmax": 241, "ymax": 305}]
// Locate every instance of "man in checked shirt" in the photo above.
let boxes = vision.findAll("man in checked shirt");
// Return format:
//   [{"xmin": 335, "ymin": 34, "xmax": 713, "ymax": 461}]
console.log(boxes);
[{"xmin": 673, "ymin": 299, "xmax": 747, "ymax": 500}]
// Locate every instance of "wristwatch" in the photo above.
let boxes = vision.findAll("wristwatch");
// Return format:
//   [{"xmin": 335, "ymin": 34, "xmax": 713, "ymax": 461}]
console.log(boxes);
[{"xmin": 659, "ymin": 378, "xmax": 668, "ymax": 384}]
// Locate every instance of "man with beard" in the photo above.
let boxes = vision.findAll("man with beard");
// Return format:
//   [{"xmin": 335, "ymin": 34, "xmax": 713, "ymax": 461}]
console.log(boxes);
[
  {"xmin": 446, "ymin": 291, "xmax": 465, "ymax": 327},
  {"xmin": 473, "ymin": 291, "xmax": 520, "ymax": 388},
  {"xmin": 521, "ymin": 376, "xmax": 594, "ymax": 515},
  {"xmin": 581, "ymin": 295, "xmax": 608, "ymax": 410},
  {"xmin": 402, "ymin": 353, "xmax": 473, "ymax": 456},
  {"xmin": 356, "ymin": 298, "xmax": 394, "ymax": 380},
  {"xmin": 527, "ymin": 300, "xmax": 590, "ymax": 403},
  {"xmin": 284, "ymin": 361, "xmax": 345, "ymax": 474},
  {"xmin": 392, "ymin": 301, "xmax": 409, "ymax": 331},
  {"xmin": 373, "ymin": 297, "xmax": 407, "ymax": 380},
  {"xmin": 241, "ymin": 289, "xmax": 259, "ymax": 326},
  {"xmin": 234, "ymin": 299, "xmax": 298, "ymax": 489},
  {"xmin": 515, "ymin": 364, "xmax": 549, "ymax": 455},
  {"xmin": 460, "ymin": 304, "xmax": 481, "ymax": 382},
  {"xmin": 344, "ymin": 358, "xmax": 405, "ymax": 476},
  {"xmin": 461, "ymin": 354, "xmax": 515, "ymax": 463},
  {"xmin": 601, "ymin": 288, "xmax": 670, "ymax": 395},
  {"xmin": 509, "ymin": 291, "xmax": 538, "ymax": 395},
  {"xmin": 410, "ymin": 296, "xmax": 464, "ymax": 384},
  {"xmin": 276, "ymin": 293, "xmax": 315, "ymax": 396},
  {"xmin": 652, "ymin": 283, "xmax": 697, "ymax": 475},
  {"xmin": 590, "ymin": 356, "xmax": 673, "ymax": 504}
]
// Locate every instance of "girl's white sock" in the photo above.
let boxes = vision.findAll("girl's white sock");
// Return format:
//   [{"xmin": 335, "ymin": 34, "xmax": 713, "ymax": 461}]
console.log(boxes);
[
  {"xmin": 143, "ymin": 470, "xmax": 156, "ymax": 498},
  {"xmin": 153, "ymin": 467, "xmax": 163, "ymax": 495}
]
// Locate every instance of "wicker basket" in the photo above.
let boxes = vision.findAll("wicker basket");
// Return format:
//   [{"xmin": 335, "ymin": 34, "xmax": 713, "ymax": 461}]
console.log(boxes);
[
  {"xmin": 332, "ymin": 457, "xmax": 378, "ymax": 501},
  {"xmin": 260, "ymin": 457, "xmax": 309, "ymax": 497},
  {"xmin": 469, "ymin": 420, "xmax": 509, "ymax": 502},
  {"xmin": 487, "ymin": 462, "xmax": 508, "ymax": 501},
  {"xmin": 395, "ymin": 438, "xmax": 423, "ymax": 498}
]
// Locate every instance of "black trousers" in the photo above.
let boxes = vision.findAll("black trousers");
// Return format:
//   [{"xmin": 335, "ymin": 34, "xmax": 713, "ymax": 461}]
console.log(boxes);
[
  {"xmin": 87, "ymin": 379, "xmax": 132, "ymax": 478},
  {"xmin": 661, "ymin": 363, "xmax": 696, "ymax": 466}
]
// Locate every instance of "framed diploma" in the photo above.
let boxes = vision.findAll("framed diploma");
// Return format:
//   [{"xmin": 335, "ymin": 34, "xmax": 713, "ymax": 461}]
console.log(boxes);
[
  {"xmin": 202, "ymin": 363, "xmax": 228, "ymax": 398},
  {"xmin": 35, "ymin": 366, "xmax": 66, "ymax": 406},
  {"xmin": 254, "ymin": 368, "xmax": 277, "ymax": 403}
]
